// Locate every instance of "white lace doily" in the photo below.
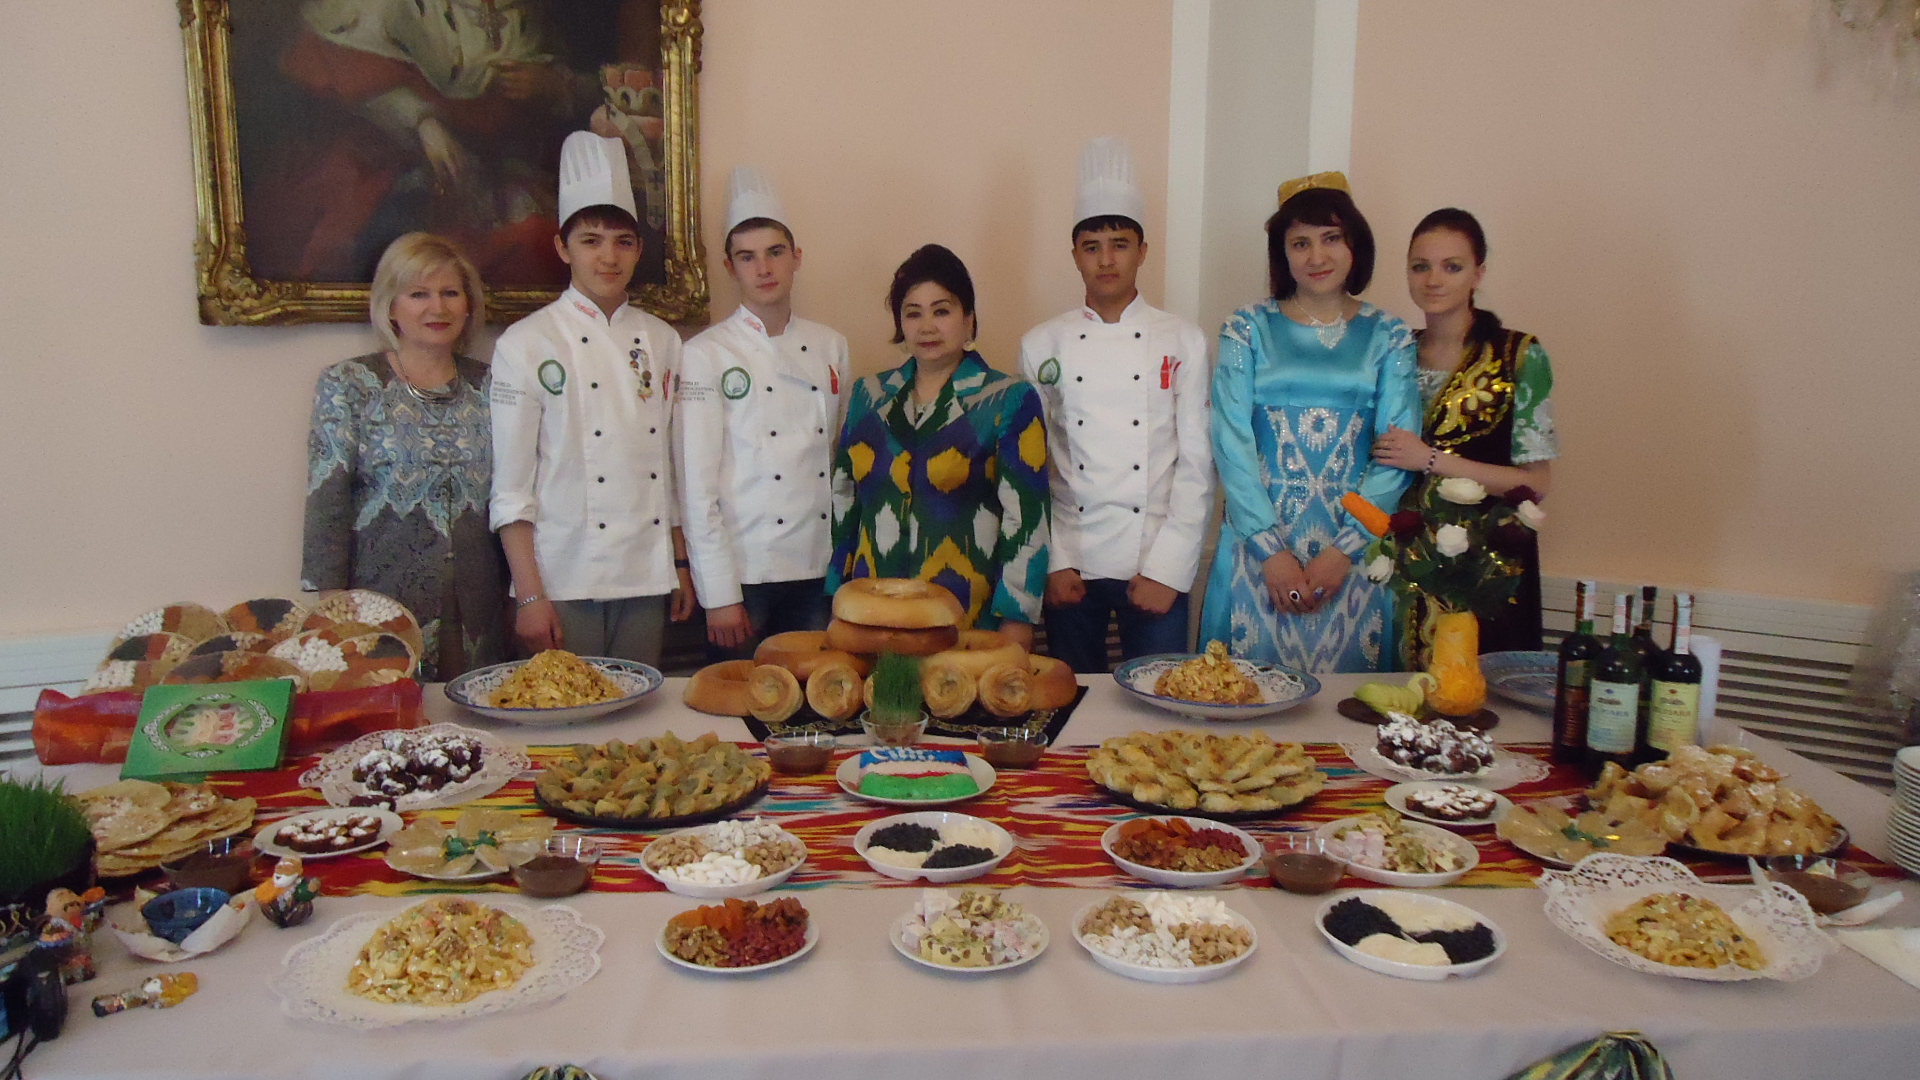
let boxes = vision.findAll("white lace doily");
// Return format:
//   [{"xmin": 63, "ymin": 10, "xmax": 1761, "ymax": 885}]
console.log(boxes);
[
  {"xmin": 1342, "ymin": 743, "xmax": 1549, "ymax": 791},
  {"xmin": 271, "ymin": 902, "xmax": 603, "ymax": 1028},
  {"xmin": 1538, "ymin": 854, "xmax": 1834, "ymax": 982},
  {"xmin": 298, "ymin": 723, "xmax": 530, "ymax": 811}
]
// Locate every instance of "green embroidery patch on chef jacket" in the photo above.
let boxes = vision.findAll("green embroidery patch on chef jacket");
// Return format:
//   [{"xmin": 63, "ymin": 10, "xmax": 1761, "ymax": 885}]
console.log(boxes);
[
  {"xmin": 1036, "ymin": 357, "xmax": 1061, "ymax": 385},
  {"xmin": 537, "ymin": 359, "xmax": 567, "ymax": 395},
  {"xmin": 720, "ymin": 367, "xmax": 752, "ymax": 399}
]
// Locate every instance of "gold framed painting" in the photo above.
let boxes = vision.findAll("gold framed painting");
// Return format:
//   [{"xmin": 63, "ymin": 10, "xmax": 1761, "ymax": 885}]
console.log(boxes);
[{"xmin": 179, "ymin": 0, "xmax": 707, "ymax": 326}]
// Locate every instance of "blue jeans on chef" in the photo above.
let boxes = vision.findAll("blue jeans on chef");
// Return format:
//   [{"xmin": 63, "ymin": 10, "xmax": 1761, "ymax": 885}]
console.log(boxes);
[
  {"xmin": 1043, "ymin": 577, "xmax": 1190, "ymax": 674},
  {"xmin": 703, "ymin": 577, "xmax": 834, "ymax": 664}
]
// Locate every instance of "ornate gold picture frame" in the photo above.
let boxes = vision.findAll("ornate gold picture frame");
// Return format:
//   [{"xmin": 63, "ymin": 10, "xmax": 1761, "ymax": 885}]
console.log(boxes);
[{"xmin": 179, "ymin": 0, "xmax": 707, "ymax": 326}]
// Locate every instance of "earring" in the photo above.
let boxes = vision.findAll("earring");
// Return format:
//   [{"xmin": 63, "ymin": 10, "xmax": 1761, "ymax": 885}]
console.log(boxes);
[{"xmin": 963, "ymin": 340, "xmax": 977, "ymax": 352}]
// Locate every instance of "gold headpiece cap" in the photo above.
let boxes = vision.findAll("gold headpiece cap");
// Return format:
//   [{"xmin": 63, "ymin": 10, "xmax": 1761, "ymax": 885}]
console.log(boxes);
[{"xmin": 1277, "ymin": 171, "xmax": 1351, "ymax": 207}]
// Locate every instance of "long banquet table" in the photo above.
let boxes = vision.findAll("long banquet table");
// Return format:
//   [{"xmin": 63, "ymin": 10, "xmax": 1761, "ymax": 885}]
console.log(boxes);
[{"xmin": 14, "ymin": 674, "xmax": 1920, "ymax": 1080}]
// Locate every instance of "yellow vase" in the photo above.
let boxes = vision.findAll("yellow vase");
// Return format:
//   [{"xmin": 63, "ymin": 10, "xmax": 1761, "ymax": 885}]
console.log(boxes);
[{"xmin": 1425, "ymin": 610, "xmax": 1487, "ymax": 717}]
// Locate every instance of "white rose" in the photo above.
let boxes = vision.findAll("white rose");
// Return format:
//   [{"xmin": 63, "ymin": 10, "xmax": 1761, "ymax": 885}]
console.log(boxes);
[
  {"xmin": 1516, "ymin": 500, "xmax": 1546, "ymax": 531},
  {"xmin": 1365, "ymin": 554, "xmax": 1393, "ymax": 583},
  {"xmin": 1436, "ymin": 477, "xmax": 1488, "ymax": 505},
  {"xmin": 1434, "ymin": 524, "xmax": 1471, "ymax": 557}
]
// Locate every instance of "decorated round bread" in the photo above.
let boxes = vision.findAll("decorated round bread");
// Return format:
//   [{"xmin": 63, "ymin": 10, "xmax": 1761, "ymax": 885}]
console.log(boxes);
[
  {"xmin": 188, "ymin": 632, "xmax": 274, "ymax": 658},
  {"xmin": 162, "ymin": 651, "xmax": 306, "ymax": 691},
  {"xmin": 223, "ymin": 597, "xmax": 312, "ymax": 641},
  {"xmin": 82, "ymin": 656, "xmax": 180, "ymax": 695},
  {"xmin": 322, "ymin": 633, "xmax": 419, "ymax": 691},
  {"xmin": 104, "ymin": 632, "xmax": 197, "ymax": 667},
  {"xmin": 115, "ymin": 603, "xmax": 227, "ymax": 646},
  {"xmin": 304, "ymin": 590, "xmax": 424, "ymax": 655}
]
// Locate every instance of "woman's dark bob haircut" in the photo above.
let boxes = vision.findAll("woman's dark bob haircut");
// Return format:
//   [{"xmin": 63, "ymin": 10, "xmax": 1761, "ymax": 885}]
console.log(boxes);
[
  {"xmin": 886, "ymin": 244, "xmax": 977, "ymax": 344},
  {"xmin": 1265, "ymin": 187, "xmax": 1375, "ymax": 300}
]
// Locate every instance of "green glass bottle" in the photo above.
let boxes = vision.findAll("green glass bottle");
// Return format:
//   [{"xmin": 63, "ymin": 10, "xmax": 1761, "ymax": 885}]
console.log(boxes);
[
  {"xmin": 1586, "ymin": 593, "xmax": 1646, "ymax": 772},
  {"xmin": 1647, "ymin": 592, "xmax": 1703, "ymax": 758},
  {"xmin": 1551, "ymin": 580, "xmax": 1599, "ymax": 766}
]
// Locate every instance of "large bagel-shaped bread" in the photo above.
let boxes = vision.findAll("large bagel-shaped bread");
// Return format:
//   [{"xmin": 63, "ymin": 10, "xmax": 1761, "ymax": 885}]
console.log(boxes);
[
  {"xmin": 1027, "ymin": 654, "xmax": 1079, "ymax": 711},
  {"xmin": 754, "ymin": 630, "xmax": 873, "ymax": 680},
  {"xmin": 925, "ymin": 629, "xmax": 1026, "ymax": 681},
  {"xmin": 684, "ymin": 659, "xmax": 756, "ymax": 716},
  {"xmin": 832, "ymin": 578, "xmax": 963, "ymax": 629},
  {"xmin": 978, "ymin": 661, "xmax": 1034, "ymax": 718},
  {"xmin": 806, "ymin": 661, "xmax": 864, "ymax": 722},
  {"xmin": 747, "ymin": 664, "xmax": 804, "ymax": 723},
  {"xmin": 920, "ymin": 657, "xmax": 978, "ymax": 719},
  {"xmin": 824, "ymin": 618, "xmax": 957, "ymax": 657}
]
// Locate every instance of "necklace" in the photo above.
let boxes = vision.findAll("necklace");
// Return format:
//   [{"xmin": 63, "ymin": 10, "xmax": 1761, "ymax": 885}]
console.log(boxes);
[
  {"xmin": 390, "ymin": 353, "xmax": 459, "ymax": 405},
  {"xmin": 1289, "ymin": 297, "xmax": 1350, "ymax": 348}
]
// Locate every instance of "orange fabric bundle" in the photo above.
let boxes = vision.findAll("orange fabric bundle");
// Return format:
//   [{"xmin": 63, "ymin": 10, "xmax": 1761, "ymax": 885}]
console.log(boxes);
[{"xmin": 1340, "ymin": 492, "xmax": 1391, "ymax": 538}]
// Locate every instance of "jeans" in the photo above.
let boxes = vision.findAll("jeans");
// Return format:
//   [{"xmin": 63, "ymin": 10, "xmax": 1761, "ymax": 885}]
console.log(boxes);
[
  {"xmin": 704, "ymin": 577, "xmax": 835, "ymax": 663},
  {"xmin": 1043, "ymin": 577, "xmax": 1191, "ymax": 674}
]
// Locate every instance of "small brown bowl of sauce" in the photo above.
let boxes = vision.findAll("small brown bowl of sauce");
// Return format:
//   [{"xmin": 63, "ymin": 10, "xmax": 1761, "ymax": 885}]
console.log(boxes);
[
  {"xmin": 160, "ymin": 835, "xmax": 261, "ymax": 895},
  {"xmin": 1764, "ymin": 855, "xmax": 1871, "ymax": 916},
  {"xmin": 512, "ymin": 836, "xmax": 602, "ymax": 898},
  {"xmin": 1264, "ymin": 833, "xmax": 1345, "ymax": 895},
  {"xmin": 977, "ymin": 729, "xmax": 1048, "ymax": 769},
  {"xmin": 765, "ymin": 731, "xmax": 837, "ymax": 775}
]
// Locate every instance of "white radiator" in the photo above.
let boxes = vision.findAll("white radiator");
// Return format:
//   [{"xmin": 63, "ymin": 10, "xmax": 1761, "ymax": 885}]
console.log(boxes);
[
  {"xmin": 0, "ymin": 630, "xmax": 113, "ymax": 763},
  {"xmin": 1542, "ymin": 578, "xmax": 1904, "ymax": 788}
]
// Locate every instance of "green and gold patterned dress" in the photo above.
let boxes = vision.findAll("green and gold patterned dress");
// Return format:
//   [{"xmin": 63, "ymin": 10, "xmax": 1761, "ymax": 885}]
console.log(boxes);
[{"xmin": 827, "ymin": 353, "xmax": 1050, "ymax": 628}]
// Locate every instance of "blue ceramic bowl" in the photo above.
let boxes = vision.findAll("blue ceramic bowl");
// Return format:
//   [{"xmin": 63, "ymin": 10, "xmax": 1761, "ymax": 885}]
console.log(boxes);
[{"xmin": 141, "ymin": 887, "xmax": 230, "ymax": 944}]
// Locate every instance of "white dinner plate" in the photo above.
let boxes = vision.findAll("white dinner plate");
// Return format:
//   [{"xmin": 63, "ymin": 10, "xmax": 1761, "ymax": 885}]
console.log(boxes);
[
  {"xmin": 836, "ymin": 753, "xmax": 997, "ymax": 807},
  {"xmin": 853, "ymin": 812, "xmax": 1013, "ymax": 883},
  {"xmin": 1316, "ymin": 891, "xmax": 1505, "ymax": 981},
  {"xmin": 890, "ymin": 911, "xmax": 1048, "ymax": 973},
  {"xmin": 253, "ymin": 807, "xmax": 403, "ymax": 860},
  {"xmin": 1315, "ymin": 816, "xmax": 1480, "ymax": 887},
  {"xmin": 656, "ymin": 919, "xmax": 818, "ymax": 975},
  {"xmin": 1072, "ymin": 899, "xmax": 1257, "ymax": 984},
  {"xmin": 1383, "ymin": 782, "xmax": 1513, "ymax": 829},
  {"xmin": 1099, "ymin": 817, "xmax": 1263, "ymax": 887}
]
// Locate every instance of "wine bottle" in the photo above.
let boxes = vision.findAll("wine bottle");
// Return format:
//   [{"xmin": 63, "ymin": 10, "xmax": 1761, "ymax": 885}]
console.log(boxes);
[
  {"xmin": 1551, "ymin": 579, "xmax": 1600, "ymax": 765},
  {"xmin": 1586, "ymin": 593, "xmax": 1645, "ymax": 772},
  {"xmin": 1629, "ymin": 584, "xmax": 1662, "ymax": 763},
  {"xmin": 1647, "ymin": 592, "xmax": 1703, "ymax": 757}
]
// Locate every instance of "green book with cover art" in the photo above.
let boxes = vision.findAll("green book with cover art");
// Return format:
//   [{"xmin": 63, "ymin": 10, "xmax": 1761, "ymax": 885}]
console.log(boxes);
[{"xmin": 120, "ymin": 679, "xmax": 295, "ymax": 779}]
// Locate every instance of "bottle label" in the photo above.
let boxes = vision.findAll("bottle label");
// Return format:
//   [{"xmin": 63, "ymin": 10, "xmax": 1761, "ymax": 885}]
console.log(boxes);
[
  {"xmin": 1587, "ymin": 680, "xmax": 1640, "ymax": 753},
  {"xmin": 1648, "ymin": 681, "xmax": 1702, "ymax": 751},
  {"xmin": 1560, "ymin": 659, "xmax": 1590, "ymax": 689}
]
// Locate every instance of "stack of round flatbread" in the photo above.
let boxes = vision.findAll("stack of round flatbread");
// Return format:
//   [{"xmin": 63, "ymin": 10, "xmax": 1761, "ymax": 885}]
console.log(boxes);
[{"xmin": 76, "ymin": 779, "xmax": 258, "ymax": 878}]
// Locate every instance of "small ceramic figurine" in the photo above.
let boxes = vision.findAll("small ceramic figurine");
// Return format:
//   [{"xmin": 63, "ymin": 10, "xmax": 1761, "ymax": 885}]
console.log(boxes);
[
  {"xmin": 252, "ymin": 856, "xmax": 320, "ymax": 928},
  {"xmin": 91, "ymin": 972, "xmax": 199, "ymax": 1017},
  {"xmin": 35, "ymin": 887, "xmax": 106, "ymax": 985}
]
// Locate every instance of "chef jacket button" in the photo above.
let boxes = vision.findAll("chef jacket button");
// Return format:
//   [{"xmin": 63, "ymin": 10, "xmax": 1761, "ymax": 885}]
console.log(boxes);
[
  {"xmin": 1075, "ymin": 375, "xmax": 1083, "ymax": 382},
  {"xmin": 1076, "ymin": 420, "xmax": 1083, "ymax": 426},
  {"xmin": 591, "ymin": 381, "xmax": 599, "ymax": 388},
  {"xmin": 633, "ymin": 338, "xmax": 641, "ymax": 344},
  {"xmin": 1077, "ymin": 506, "xmax": 1084, "ymax": 512},
  {"xmin": 1077, "ymin": 464, "xmax": 1084, "ymax": 470},
  {"xmin": 1133, "ymin": 374, "xmax": 1140, "ymax": 380},
  {"xmin": 766, "ymin": 385, "xmax": 773, "ymax": 392},
  {"xmin": 653, "ymin": 518, "xmax": 661, "ymax": 525},
  {"xmin": 774, "ymin": 474, "xmax": 782, "ymax": 480},
  {"xmin": 1133, "ymin": 464, "xmax": 1141, "ymax": 470},
  {"xmin": 770, "ymin": 430, "xmax": 777, "ymax": 437},
  {"xmin": 1134, "ymin": 332, "xmax": 1142, "ymax": 339},
  {"xmin": 801, "ymin": 345, "xmax": 808, "ymax": 351},
  {"xmin": 650, "ymin": 472, "xmax": 658, "ymax": 480},
  {"xmin": 819, "ymin": 471, "xmax": 826, "ymax": 478},
  {"xmin": 820, "ymin": 513, "xmax": 827, "ymax": 520},
  {"xmin": 811, "ymin": 385, "xmax": 818, "ymax": 391},
  {"xmin": 817, "ymin": 427, "xmax": 824, "ymax": 434},
  {"xmin": 776, "ymin": 518, "xmax": 784, "ymax": 524},
  {"xmin": 594, "ymin": 429, "xmax": 602, "ymax": 436},
  {"xmin": 1132, "ymin": 507, "xmax": 1141, "ymax": 513},
  {"xmin": 1078, "ymin": 333, "xmax": 1086, "ymax": 340},
  {"xmin": 598, "ymin": 522, "xmax": 607, "ymax": 529},
  {"xmin": 597, "ymin": 476, "xmax": 605, "ymax": 483},
  {"xmin": 1132, "ymin": 420, "xmax": 1140, "ymax": 426},
  {"xmin": 580, "ymin": 336, "xmax": 588, "ymax": 343},
  {"xmin": 649, "ymin": 427, "xmax": 657, "ymax": 434}
]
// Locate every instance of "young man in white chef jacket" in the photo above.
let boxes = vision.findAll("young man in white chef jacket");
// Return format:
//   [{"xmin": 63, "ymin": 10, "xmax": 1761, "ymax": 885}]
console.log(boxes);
[
  {"xmin": 675, "ymin": 166, "xmax": 850, "ymax": 660},
  {"xmin": 489, "ymin": 131, "xmax": 694, "ymax": 665},
  {"xmin": 1017, "ymin": 137, "xmax": 1213, "ymax": 673}
]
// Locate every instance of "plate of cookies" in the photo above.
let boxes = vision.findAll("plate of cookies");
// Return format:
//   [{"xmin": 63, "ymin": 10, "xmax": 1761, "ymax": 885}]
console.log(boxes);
[{"xmin": 255, "ymin": 807, "xmax": 404, "ymax": 860}]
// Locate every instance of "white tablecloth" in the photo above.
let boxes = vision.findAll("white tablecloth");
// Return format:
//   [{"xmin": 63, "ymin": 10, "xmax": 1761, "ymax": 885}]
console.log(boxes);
[{"xmin": 13, "ymin": 675, "xmax": 1920, "ymax": 1080}]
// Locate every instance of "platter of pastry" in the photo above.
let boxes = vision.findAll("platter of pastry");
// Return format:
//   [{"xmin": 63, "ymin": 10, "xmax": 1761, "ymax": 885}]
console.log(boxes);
[
  {"xmin": 1086, "ymin": 730, "xmax": 1326, "ymax": 821},
  {"xmin": 1587, "ymin": 745, "xmax": 1848, "ymax": 859},
  {"xmin": 533, "ymin": 732, "xmax": 772, "ymax": 828},
  {"xmin": 1113, "ymin": 642, "xmax": 1321, "ymax": 721}
]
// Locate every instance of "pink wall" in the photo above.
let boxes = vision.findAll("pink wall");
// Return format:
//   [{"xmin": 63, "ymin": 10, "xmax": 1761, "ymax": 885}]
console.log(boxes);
[
  {"xmin": 1349, "ymin": 0, "xmax": 1920, "ymax": 605},
  {"xmin": 0, "ymin": 0, "xmax": 1170, "ymax": 638}
]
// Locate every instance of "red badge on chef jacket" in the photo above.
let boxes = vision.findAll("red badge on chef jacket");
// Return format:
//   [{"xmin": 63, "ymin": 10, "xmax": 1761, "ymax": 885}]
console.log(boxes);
[
  {"xmin": 829, "ymin": 366, "xmax": 840, "ymax": 395},
  {"xmin": 1160, "ymin": 356, "xmax": 1182, "ymax": 390}
]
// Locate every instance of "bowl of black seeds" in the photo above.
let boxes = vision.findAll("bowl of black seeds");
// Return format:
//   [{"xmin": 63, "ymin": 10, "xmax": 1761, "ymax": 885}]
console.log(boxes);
[{"xmin": 854, "ymin": 811, "xmax": 1014, "ymax": 883}]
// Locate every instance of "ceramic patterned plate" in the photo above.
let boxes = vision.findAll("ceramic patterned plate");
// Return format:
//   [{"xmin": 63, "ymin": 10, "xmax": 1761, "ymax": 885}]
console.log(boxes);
[
  {"xmin": 1480, "ymin": 651, "xmax": 1558, "ymax": 713},
  {"xmin": 1113, "ymin": 653, "xmax": 1321, "ymax": 721},
  {"xmin": 445, "ymin": 657, "xmax": 663, "ymax": 726}
]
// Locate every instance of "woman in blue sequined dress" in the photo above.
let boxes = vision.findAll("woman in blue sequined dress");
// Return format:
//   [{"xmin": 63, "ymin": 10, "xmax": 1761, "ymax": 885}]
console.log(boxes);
[{"xmin": 1198, "ymin": 175, "xmax": 1419, "ymax": 672}]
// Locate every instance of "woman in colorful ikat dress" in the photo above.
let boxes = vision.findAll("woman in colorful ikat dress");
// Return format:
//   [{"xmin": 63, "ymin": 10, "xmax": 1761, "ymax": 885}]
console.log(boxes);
[
  {"xmin": 1198, "ymin": 174, "xmax": 1420, "ymax": 673},
  {"xmin": 827, "ymin": 244, "xmax": 1050, "ymax": 649},
  {"xmin": 302, "ymin": 232, "xmax": 510, "ymax": 680},
  {"xmin": 1372, "ymin": 208, "xmax": 1559, "ymax": 658}
]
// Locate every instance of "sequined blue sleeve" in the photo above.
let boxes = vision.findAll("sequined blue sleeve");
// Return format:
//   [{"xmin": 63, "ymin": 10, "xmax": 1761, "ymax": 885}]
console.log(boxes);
[
  {"xmin": 1337, "ymin": 320, "xmax": 1419, "ymax": 557},
  {"xmin": 1210, "ymin": 312, "xmax": 1288, "ymax": 563}
]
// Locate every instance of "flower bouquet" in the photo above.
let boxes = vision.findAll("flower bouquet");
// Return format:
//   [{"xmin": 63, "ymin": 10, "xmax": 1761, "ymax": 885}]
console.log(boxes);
[{"xmin": 1341, "ymin": 478, "xmax": 1545, "ymax": 715}]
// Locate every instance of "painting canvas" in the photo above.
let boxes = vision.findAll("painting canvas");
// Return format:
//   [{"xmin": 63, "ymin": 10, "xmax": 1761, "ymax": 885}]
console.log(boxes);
[{"xmin": 182, "ymin": 0, "xmax": 707, "ymax": 325}]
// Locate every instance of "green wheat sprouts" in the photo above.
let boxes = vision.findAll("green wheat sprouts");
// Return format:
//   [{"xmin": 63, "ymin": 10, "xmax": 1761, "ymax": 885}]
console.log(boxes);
[
  {"xmin": 867, "ymin": 652, "xmax": 924, "ymax": 724},
  {"xmin": 0, "ymin": 777, "xmax": 93, "ymax": 898}
]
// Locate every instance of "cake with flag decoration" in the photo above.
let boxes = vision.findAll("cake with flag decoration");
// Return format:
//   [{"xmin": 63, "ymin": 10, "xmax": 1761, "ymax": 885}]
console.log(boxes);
[{"xmin": 857, "ymin": 747, "xmax": 979, "ymax": 800}]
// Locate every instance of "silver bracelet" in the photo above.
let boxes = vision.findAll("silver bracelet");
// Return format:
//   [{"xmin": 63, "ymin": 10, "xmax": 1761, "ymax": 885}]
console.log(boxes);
[{"xmin": 515, "ymin": 593, "xmax": 546, "ymax": 609}]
